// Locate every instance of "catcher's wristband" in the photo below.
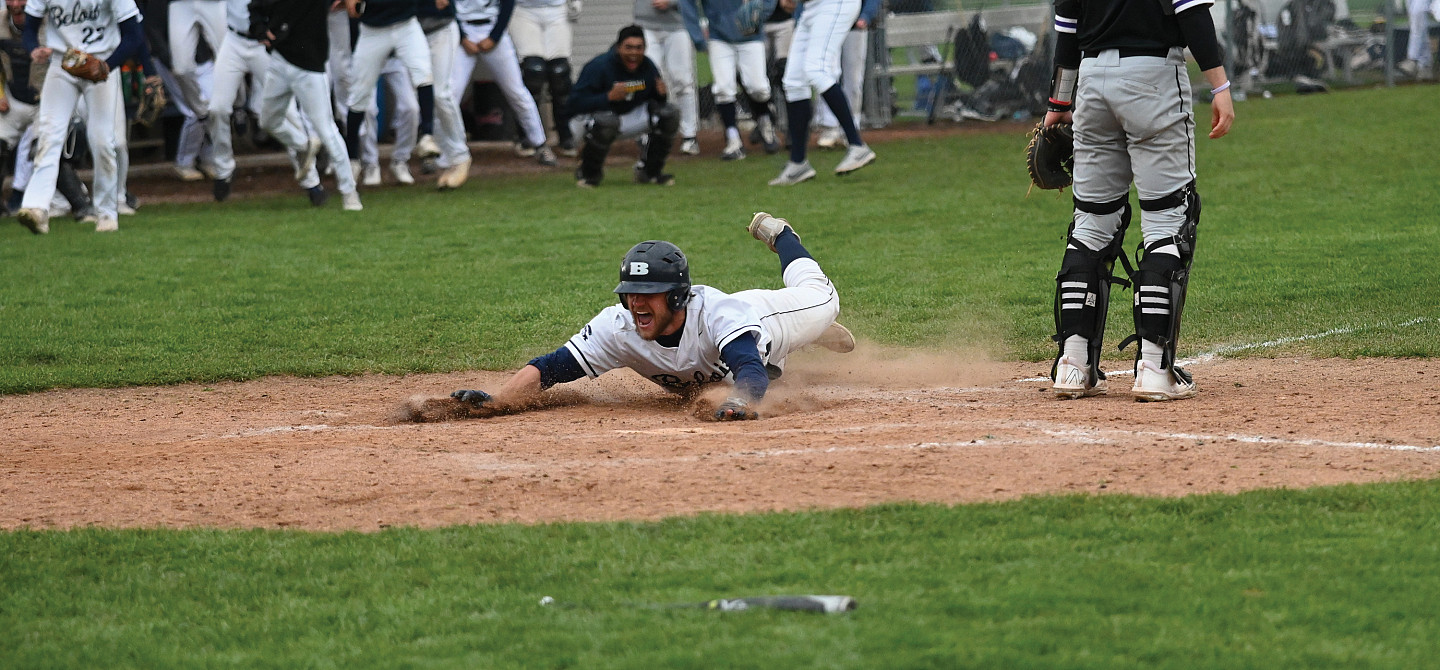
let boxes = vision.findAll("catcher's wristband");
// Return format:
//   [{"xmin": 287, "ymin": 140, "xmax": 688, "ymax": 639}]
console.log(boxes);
[{"xmin": 1048, "ymin": 66, "xmax": 1078, "ymax": 112}]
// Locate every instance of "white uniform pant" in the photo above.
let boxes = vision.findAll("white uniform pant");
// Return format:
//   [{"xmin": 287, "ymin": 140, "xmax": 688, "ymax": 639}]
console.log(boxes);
[
  {"xmin": 346, "ymin": 19, "xmax": 433, "ymax": 113},
  {"xmin": 814, "ymin": 28, "xmax": 866, "ymax": 128},
  {"xmin": 156, "ymin": 59, "xmax": 214, "ymax": 170},
  {"xmin": 451, "ymin": 27, "xmax": 547, "ymax": 148},
  {"xmin": 1408, "ymin": 0, "xmax": 1433, "ymax": 62},
  {"xmin": 510, "ymin": 4, "xmax": 572, "ymax": 59},
  {"xmin": 327, "ymin": 8, "xmax": 378, "ymax": 165},
  {"xmin": 168, "ymin": 0, "xmax": 227, "ymax": 115},
  {"xmin": 425, "ymin": 23, "xmax": 468, "ymax": 166},
  {"xmin": 209, "ymin": 32, "xmax": 310, "ymax": 181},
  {"xmin": 0, "ymin": 95, "xmax": 38, "ymax": 147},
  {"xmin": 732, "ymin": 258, "xmax": 841, "ymax": 371},
  {"xmin": 567, "ymin": 103, "xmax": 655, "ymax": 142},
  {"xmin": 12, "ymin": 122, "xmax": 37, "ymax": 192},
  {"xmin": 380, "ymin": 57, "xmax": 420, "ymax": 161},
  {"xmin": 23, "ymin": 63, "xmax": 121, "ymax": 219},
  {"xmin": 644, "ymin": 28, "xmax": 698, "ymax": 139},
  {"xmin": 708, "ymin": 40, "xmax": 770, "ymax": 103},
  {"xmin": 784, "ymin": 0, "xmax": 861, "ymax": 101},
  {"xmin": 261, "ymin": 54, "xmax": 356, "ymax": 194}
]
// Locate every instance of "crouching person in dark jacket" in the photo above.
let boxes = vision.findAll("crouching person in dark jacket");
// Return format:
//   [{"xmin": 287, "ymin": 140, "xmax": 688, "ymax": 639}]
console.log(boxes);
[{"xmin": 565, "ymin": 24, "xmax": 679, "ymax": 187}]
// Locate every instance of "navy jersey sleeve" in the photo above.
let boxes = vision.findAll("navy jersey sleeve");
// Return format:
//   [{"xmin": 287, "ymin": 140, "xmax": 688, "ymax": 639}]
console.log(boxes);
[
  {"xmin": 527, "ymin": 346, "xmax": 587, "ymax": 390},
  {"xmin": 719, "ymin": 332, "xmax": 769, "ymax": 401}
]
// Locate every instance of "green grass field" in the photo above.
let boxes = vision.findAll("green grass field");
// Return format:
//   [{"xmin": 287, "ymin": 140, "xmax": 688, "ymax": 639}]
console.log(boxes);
[
  {"xmin": 3, "ymin": 484, "xmax": 1439, "ymax": 668},
  {"xmin": 2, "ymin": 86, "xmax": 1439, "ymax": 667}
]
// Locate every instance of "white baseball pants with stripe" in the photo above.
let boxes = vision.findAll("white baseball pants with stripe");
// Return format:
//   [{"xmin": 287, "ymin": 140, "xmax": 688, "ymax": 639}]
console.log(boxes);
[
  {"xmin": 261, "ymin": 53, "xmax": 356, "ymax": 194},
  {"xmin": 783, "ymin": 0, "xmax": 861, "ymax": 101},
  {"xmin": 450, "ymin": 26, "xmax": 547, "ymax": 148},
  {"xmin": 22, "ymin": 63, "xmax": 121, "ymax": 219}
]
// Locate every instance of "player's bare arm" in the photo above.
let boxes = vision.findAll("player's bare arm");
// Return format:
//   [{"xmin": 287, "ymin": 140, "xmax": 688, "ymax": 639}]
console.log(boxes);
[
  {"xmin": 345, "ymin": 0, "xmax": 362, "ymax": 19},
  {"xmin": 1202, "ymin": 66, "xmax": 1234, "ymax": 139}
]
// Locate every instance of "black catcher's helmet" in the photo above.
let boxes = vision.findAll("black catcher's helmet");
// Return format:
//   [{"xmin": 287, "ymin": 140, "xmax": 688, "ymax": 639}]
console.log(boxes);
[{"xmin": 614, "ymin": 240, "xmax": 692, "ymax": 311}]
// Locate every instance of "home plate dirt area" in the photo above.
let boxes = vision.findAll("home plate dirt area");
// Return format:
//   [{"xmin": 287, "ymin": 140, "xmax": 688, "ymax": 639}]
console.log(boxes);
[{"xmin": 3, "ymin": 353, "xmax": 1438, "ymax": 531}]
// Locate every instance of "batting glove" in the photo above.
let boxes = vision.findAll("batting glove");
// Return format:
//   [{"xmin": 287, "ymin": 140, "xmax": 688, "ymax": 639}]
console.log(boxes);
[
  {"xmin": 451, "ymin": 389, "xmax": 494, "ymax": 408},
  {"xmin": 713, "ymin": 397, "xmax": 759, "ymax": 421}
]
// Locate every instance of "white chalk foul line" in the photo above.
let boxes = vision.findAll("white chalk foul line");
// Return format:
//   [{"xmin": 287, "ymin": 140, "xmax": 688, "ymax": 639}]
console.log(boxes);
[
  {"xmin": 446, "ymin": 418, "xmax": 1439, "ymax": 474},
  {"xmin": 1017, "ymin": 316, "xmax": 1437, "ymax": 383},
  {"xmin": 1019, "ymin": 422, "xmax": 1440, "ymax": 452}
]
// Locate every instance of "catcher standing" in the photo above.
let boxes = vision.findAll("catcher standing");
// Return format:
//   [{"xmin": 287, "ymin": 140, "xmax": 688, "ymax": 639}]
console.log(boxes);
[
  {"xmin": 17, "ymin": 0, "xmax": 146, "ymax": 234},
  {"xmin": 1042, "ymin": 0, "xmax": 1234, "ymax": 400},
  {"xmin": 449, "ymin": 212, "xmax": 856, "ymax": 421}
]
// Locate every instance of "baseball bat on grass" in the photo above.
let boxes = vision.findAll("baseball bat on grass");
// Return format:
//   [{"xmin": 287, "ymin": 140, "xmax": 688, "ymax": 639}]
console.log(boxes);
[{"xmin": 539, "ymin": 595, "xmax": 856, "ymax": 614}]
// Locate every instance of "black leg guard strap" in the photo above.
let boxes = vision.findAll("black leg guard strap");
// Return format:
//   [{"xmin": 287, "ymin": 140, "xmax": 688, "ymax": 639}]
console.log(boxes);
[{"xmin": 1051, "ymin": 201, "xmax": 1133, "ymax": 384}]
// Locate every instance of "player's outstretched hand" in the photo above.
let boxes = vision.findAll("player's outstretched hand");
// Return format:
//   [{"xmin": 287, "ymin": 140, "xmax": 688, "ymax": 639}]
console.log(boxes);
[
  {"xmin": 451, "ymin": 389, "xmax": 494, "ymax": 408},
  {"xmin": 713, "ymin": 397, "xmax": 759, "ymax": 421}
]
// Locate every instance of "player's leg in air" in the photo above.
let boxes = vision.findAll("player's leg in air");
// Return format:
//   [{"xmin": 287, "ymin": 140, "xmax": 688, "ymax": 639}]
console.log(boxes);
[{"xmin": 736, "ymin": 212, "xmax": 855, "ymax": 375}]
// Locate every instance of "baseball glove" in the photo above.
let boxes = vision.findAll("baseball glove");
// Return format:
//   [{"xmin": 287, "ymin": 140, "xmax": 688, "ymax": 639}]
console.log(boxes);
[
  {"xmin": 713, "ymin": 396, "xmax": 759, "ymax": 421},
  {"xmin": 1025, "ymin": 122, "xmax": 1074, "ymax": 192},
  {"xmin": 61, "ymin": 48, "xmax": 110, "ymax": 83},
  {"xmin": 135, "ymin": 77, "xmax": 166, "ymax": 127}
]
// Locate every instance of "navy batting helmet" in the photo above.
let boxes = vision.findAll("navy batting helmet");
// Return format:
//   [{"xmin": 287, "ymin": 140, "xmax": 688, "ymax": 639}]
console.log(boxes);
[{"xmin": 614, "ymin": 240, "xmax": 692, "ymax": 311}]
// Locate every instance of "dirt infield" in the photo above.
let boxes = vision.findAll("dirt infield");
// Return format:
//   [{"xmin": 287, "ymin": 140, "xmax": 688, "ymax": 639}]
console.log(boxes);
[{"xmin": 4, "ymin": 352, "xmax": 1438, "ymax": 531}]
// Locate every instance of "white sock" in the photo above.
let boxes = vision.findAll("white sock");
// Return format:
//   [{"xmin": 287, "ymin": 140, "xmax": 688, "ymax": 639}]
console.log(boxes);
[
  {"xmin": 726, "ymin": 127, "xmax": 741, "ymax": 143},
  {"xmin": 1141, "ymin": 340, "xmax": 1165, "ymax": 369},
  {"xmin": 1064, "ymin": 335, "xmax": 1088, "ymax": 368}
]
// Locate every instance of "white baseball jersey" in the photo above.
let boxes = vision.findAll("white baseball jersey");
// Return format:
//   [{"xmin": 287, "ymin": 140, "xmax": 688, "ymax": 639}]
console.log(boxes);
[
  {"xmin": 455, "ymin": 0, "xmax": 502, "ymax": 23},
  {"xmin": 565, "ymin": 286, "xmax": 771, "ymax": 393},
  {"xmin": 26, "ymin": 0, "xmax": 140, "ymax": 58}
]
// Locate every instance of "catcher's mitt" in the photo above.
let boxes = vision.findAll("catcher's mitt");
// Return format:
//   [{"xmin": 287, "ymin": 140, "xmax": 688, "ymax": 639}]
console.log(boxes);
[
  {"xmin": 135, "ymin": 77, "xmax": 166, "ymax": 127},
  {"xmin": 61, "ymin": 48, "xmax": 110, "ymax": 83},
  {"xmin": 1025, "ymin": 122, "xmax": 1074, "ymax": 192}
]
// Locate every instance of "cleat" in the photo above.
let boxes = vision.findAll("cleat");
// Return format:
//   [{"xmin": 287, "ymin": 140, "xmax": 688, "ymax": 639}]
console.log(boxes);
[
  {"xmin": 816, "ymin": 126, "xmax": 847, "ymax": 150},
  {"xmin": 557, "ymin": 137, "xmax": 578, "ymax": 157},
  {"xmin": 213, "ymin": 178, "xmax": 232, "ymax": 202},
  {"xmin": 1052, "ymin": 356, "xmax": 1107, "ymax": 399},
  {"xmin": 341, "ymin": 190, "xmax": 362, "ymax": 211},
  {"xmin": 1132, "ymin": 360, "xmax": 1197, "ymax": 402},
  {"xmin": 420, "ymin": 156, "xmax": 440, "ymax": 174},
  {"xmin": 174, "ymin": 166, "xmax": 204, "ymax": 181},
  {"xmin": 815, "ymin": 322, "xmax": 856, "ymax": 353},
  {"xmin": 721, "ymin": 135, "xmax": 745, "ymax": 161},
  {"xmin": 18, "ymin": 207, "xmax": 49, "ymax": 234},
  {"xmin": 95, "ymin": 215, "xmax": 118, "ymax": 232},
  {"xmin": 295, "ymin": 136, "xmax": 321, "ymax": 181},
  {"xmin": 307, "ymin": 185, "xmax": 328, "ymax": 207},
  {"xmin": 362, "ymin": 163, "xmax": 382, "ymax": 186},
  {"xmin": 680, "ymin": 137, "xmax": 700, "ymax": 155},
  {"xmin": 535, "ymin": 145, "xmax": 557, "ymax": 166},
  {"xmin": 758, "ymin": 118, "xmax": 781, "ymax": 154},
  {"xmin": 513, "ymin": 141, "xmax": 536, "ymax": 158},
  {"xmin": 390, "ymin": 160, "xmax": 415, "ymax": 185},
  {"xmin": 834, "ymin": 144, "xmax": 876, "ymax": 174},
  {"xmin": 437, "ymin": 157, "xmax": 471, "ymax": 190},
  {"xmin": 415, "ymin": 134, "xmax": 441, "ymax": 160},
  {"xmin": 633, "ymin": 167, "xmax": 675, "ymax": 186},
  {"xmin": 768, "ymin": 160, "xmax": 816, "ymax": 186},
  {"xmin": 575, "ymin": 166, "xmax": 601, "ymax": 188},
  {"xmin": 77, "ymin": 207, "xmax": 99, "ymax": 223},
  {"xmin": 747, "ymin": 211, "xmax": 798, "ymax": 252}
]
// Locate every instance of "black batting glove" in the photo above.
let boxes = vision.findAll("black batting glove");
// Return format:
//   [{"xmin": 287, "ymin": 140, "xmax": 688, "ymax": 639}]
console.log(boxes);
[
  {"xmin": 451, "ymin": 389, "xmax": 494, "ymax": 408},
  {"xmin": 713, "ymin": 397, "xmax": 759, "ymax": 421}
]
